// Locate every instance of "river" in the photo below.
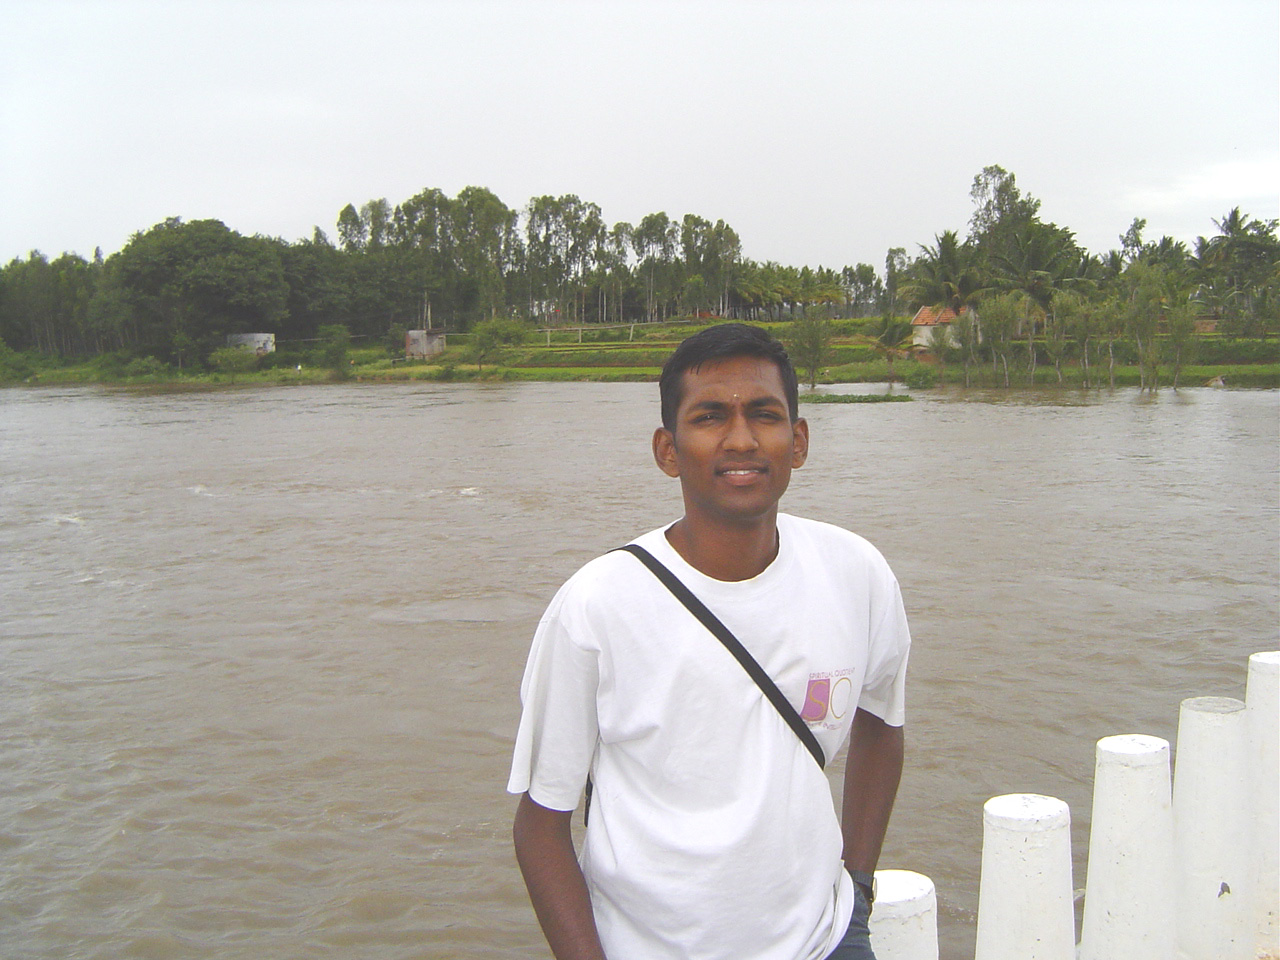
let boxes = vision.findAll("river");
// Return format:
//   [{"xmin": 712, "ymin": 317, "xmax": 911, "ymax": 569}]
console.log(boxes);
[{"xmin": 1, "ymin": 381, "xmax": 1276, "ymax": 959}]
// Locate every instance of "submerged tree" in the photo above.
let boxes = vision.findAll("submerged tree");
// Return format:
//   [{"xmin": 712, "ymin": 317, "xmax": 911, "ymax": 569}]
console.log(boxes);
[
  {"xmin": 788, "ymin": 307, "xmax": 833, "ymax": 389},
  {"xmin": 978, "ymin": 291, "xmax": 1024, "ymax": 386},
  {"xmin": 949, "ymin": 307, "xmax": 981, "ymax": 387}
]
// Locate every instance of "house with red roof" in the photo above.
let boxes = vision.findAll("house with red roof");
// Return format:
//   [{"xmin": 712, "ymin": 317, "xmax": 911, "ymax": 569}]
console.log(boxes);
[{"xmin": 911, "ymin": 305, "xmax": 975, "ymax": 350}]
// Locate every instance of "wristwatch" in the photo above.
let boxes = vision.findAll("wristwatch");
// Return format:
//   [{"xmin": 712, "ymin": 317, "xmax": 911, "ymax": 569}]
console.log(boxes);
[{"xmin": 847, "ymin": 867, "xmax": 876, "ymax": 907}]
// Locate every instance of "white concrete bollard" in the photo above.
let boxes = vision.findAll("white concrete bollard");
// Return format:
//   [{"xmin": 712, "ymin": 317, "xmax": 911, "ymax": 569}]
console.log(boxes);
[
  {"xmin": 974, "ymin": 794, "xmax": 1075, "ymax": 960},
  {"xmin": 1173, "ymin": 696, "xmax": 1250, "ymax": 960},
  {"xmin": 868, "ymin": 869, "xmax": 938, "ymax": 960},
  {"xmin": 1078, "ymin": 734, "xmax": 1175, "ymax": 960},
  {"xmin": 1246, "ymin": 651, "xmax": 1280, "ymax": 960}
]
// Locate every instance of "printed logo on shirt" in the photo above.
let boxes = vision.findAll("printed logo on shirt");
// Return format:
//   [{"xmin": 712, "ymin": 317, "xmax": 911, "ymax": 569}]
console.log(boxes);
[{"xmin": 801, "ymin": 669, "xmax": 855, "ymax": 730}]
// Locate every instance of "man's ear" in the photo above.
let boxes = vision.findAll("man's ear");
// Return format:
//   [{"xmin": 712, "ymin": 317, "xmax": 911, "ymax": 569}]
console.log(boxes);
[
  {"xmin": 791, "ymin": 417, "xmax": 809, "ymax": 468},
  {"xmin": 653, "ymin": 427, "xmax": 680, "ymax": 478}
]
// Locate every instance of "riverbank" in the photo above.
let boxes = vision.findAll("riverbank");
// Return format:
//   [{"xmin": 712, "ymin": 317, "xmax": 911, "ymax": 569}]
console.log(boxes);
[
  {"xmin": 4, "ymin": 322, "xmax": 1279, "ymax": 390},
  {"xmin": 8, "ymin": 356, "xmax": 1277, "ymax": 391}
]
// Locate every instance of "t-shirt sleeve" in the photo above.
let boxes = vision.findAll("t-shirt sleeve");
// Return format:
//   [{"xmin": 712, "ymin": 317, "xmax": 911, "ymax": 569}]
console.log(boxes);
[
  {"xmin": 506, "ymin": 588, "xmax": 601, "ymax": 811},
  {"xmin": 856, "ymin": 572, "xmax": 911, "ymax": 727}
]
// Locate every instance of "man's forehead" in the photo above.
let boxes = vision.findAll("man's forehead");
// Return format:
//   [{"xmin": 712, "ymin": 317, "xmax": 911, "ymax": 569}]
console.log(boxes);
[{"xmin": 680, "ymin": 356, "xmax": 788, "ymax": 398}]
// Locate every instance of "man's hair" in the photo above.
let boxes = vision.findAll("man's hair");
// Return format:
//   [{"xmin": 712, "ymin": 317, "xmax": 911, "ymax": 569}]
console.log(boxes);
[{"xmin": 659, "ymin": 323, "xmax": 799, "ymax": 430}]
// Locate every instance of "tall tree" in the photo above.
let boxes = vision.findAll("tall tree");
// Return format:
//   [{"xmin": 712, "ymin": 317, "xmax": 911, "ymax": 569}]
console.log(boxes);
[
  {"xmin": 788, "ymin": 306, "xmax": 833, "ymax": 389},
  {"xmin": 336, "ymin": 204, "xmax": 367, "ymax": 252},
  {"xmin": 633, "ymin": 212, "xmax": 678, "ymax": 321},
  {"xmin": 0, "ymin": 251, "xmax": 105, "ymax": 356},
  {"xmin": 968, "ymin": 164, "xmax": 1041, "ymax": 255},
  {"xmin": 361, "ymin": 198, "xmax": 392, "ymax": 249},
  {"xmin": 274, "ymin": 234, "xmax": 353, "ymax": 341},
  {"xmin": 102, "ymin": 218, "xmax": 289, "ymax": 363},
  {"xmin": 841, "ymin": 263, "xmax": 882, "ymax": 318},
  {"xmin": 452, "ymin": 186, "xmax": 517, "ymax": 323},
  {"xmin": 884, "ymin": 247, "xmax": 908, "ymax": 315}
]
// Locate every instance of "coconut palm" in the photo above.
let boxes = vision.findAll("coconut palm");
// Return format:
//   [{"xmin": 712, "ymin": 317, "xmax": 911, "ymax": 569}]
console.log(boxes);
[{"xmin": 900, "ymin": 230, "xmax": 987, "ymax": 316}]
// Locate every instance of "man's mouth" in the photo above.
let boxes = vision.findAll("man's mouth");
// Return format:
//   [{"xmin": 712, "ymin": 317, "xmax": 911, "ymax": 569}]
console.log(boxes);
[{"xmin": 717, "ymin": 464, "xmax": 767, "ymax": 477}]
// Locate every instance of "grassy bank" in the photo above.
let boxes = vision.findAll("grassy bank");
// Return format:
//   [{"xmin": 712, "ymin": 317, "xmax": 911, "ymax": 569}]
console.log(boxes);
[
  {"xmin": 4, "ymin": 320, "xmax": 1279, "ymax": 391},
  {"xmin": 14, "ymin": 356, "xmax": 1274, "ymax": 392}
]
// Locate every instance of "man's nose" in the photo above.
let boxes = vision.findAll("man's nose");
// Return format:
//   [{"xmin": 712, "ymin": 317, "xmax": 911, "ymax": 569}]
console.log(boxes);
[{"xmin": 722, "ymin": 413, "xmax": 759, "ymax": 450}]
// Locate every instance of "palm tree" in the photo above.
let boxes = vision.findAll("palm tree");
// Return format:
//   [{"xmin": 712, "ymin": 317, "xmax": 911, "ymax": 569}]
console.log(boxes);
[
  {"xmin": 900, "ymin": 230, "xmax": 986, "ymax": 316},
  {"xmin": 987, "ymin": 220, "xmax": 1092, "ymax": 380},
  {"xmin": 1197, "ymin": 208, "xmax": 1280, "ymax": 335}
]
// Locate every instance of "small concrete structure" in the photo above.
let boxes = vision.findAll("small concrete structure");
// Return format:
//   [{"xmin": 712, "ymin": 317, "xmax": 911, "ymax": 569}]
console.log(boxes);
[
  {"xmin": 406, "ymin": 329, "xmax": 447, "ymax": 359},
  {"xmin": 1174, "ymin": 696, "xmax": 1251, "ymax": 960},
  {"xmin": 1246, "ymin": 652, "xmax": 1280, "ymax": 959},
  {"xmin": 869, "ymin": 869, "xmax": 939, "ymax": 960},
  {"xmin": 1078, "ymin": 735, "xmax": 1175, "ymax": 960},
  {"xmin": 975, "ymin": 794, "xmax": 1075, "ymax": 960},
  {"xmin": 226, "ymin": 333, "xmax": 275, "ymax": 355}
]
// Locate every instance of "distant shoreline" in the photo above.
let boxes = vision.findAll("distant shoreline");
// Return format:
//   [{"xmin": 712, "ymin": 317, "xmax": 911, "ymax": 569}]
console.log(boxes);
[{"xmin": 5, "ymin": 361, "xmax": 1277, "ymax": 392}]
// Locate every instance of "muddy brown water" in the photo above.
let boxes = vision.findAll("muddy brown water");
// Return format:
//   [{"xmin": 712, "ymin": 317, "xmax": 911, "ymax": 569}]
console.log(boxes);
[{"xmin": 2, "ymin": 382, "xmax": 1275, "ymax": 959}]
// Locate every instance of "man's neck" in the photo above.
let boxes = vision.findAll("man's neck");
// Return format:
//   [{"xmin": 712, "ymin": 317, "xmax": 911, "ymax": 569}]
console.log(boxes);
[{"xmin": 664, "ymin": 513, "xmax": 780, "ymax": 582}]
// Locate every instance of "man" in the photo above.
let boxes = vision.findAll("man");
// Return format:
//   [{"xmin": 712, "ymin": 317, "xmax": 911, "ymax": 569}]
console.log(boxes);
[{"xmin": 509, "ymin": 323, "xmax": 910, "ymax": 960}]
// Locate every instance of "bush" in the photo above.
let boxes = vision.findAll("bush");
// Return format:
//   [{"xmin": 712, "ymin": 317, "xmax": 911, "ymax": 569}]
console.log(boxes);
[
  {"xmin": 317, "ymin": 324, "xmax": 352, "ymax": 378},
  {"xmin": 209, "ymin": 346, "xmax": 260, "ymax": 375},
  {"xmin": 0, "ymin": 338, "xmax": 34, "ymax": 381},
  {"xmin": 1193, "ymin": 338, "xmax": 1280, "ymax": 364},
  {"xmin": 385, "ymin": 323, "xmax": 408, "ymax": 356},
  {"xmin": 258, "ymin": 349, "xmax": 302, "ymax": 370},
  {"xmin": 93, "ymin": 351, "xmax": 132, "ymax": 377},
  {"xmin": 124, "ymin": 356, "xmax": 171, "ymax": 378},
  {"xmin": 469, "ymin": 316, "xmax": 530, "ymax": 370},
  {"xmin": 905, "ymin": 365, "xmax": 938, "ymax": 389}
]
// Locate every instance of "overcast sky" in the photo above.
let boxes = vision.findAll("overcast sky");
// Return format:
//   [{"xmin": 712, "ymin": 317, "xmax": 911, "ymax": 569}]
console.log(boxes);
[{"xmin": 2, "ymin": 0, "xmax": 1276, "ymax": 273}]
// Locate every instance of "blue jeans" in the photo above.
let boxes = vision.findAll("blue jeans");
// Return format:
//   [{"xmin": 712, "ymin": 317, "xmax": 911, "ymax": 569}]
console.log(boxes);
[{"xmin": 823, "ymin": 884, "xmax": 876, "ymax": 960}]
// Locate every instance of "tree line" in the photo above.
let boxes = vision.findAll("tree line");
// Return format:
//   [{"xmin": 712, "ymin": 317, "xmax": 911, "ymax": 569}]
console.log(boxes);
[
  {"xmin": 0, "ymin": 167, "xmax": 1275, "ymax": 375},
  {"xmin": 892, "ymin": 166, "xmax": 1279, "ymax": 390}
]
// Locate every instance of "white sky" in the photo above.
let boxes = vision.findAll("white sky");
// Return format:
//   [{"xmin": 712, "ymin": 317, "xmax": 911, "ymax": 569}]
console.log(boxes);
[{"xmin": 2, "ymin": 0, "xmax": 1276, "ymax": 273}]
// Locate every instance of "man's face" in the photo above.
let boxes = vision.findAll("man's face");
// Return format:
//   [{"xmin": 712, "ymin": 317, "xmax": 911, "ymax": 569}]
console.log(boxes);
[{"xmin": 653, "ymin": 355, "xmax": 808, "ymax": 528}]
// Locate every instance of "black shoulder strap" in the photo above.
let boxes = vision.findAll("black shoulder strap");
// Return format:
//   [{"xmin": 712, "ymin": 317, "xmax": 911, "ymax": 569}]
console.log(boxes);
[{"xmin": 612, "ymin": 543, "xmax": 826, "ymax": 770}]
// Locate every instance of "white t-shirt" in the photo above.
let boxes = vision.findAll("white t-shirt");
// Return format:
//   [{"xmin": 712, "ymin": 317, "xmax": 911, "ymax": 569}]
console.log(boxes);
[{"xmin": 508, "ymin": 513, "xmax": 911, "ymax": 960}]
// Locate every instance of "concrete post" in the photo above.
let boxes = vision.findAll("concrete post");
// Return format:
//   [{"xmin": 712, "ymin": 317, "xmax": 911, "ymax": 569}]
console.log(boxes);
[
  {"xmin": 1246, "ymin": 652, "xmax": 1280, "ymax": 960},
  {"xmin": 868, "ymin": 869, "xmax": 938, "ymax": 960},
  {"xmin": 1078, "ymin": 734, "xmax": 1175, "ymax": 960},
  {"xmin": 974, "ymin": 794, "xmax": 1075, "ymax": 960},
  {"xmin": 1173, "ymin": 696, "xmax": 1250, "ymax": 960}
]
